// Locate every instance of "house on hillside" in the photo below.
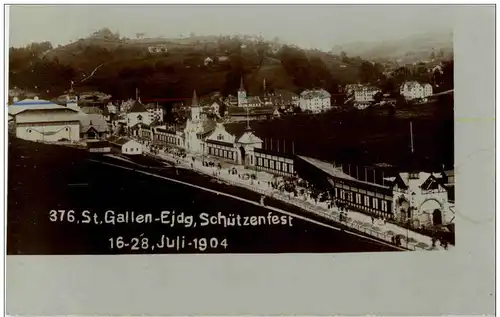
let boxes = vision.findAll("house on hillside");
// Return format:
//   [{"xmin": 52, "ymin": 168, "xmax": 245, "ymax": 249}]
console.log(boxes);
[
  {"xmin": 299, "ymin": 89, "xmax": 331, "ymax": 113},
  {"xmin": 204, "ymin": 57, "xmax": 214, "ymax": 66},
  {"xmin": 400, "ymin": 81, "xmax": 433, "ymax": 100},
  {"xmin": 217, "ymin": 56, "xmax": 229, "ymax": 63},
  {"xmin": 353, "ymin": 86, "xmax": 381, "ymax": 103},
  {"xmin": 148, "ymin": 45, "xmax": 168, "ymax": 54}
]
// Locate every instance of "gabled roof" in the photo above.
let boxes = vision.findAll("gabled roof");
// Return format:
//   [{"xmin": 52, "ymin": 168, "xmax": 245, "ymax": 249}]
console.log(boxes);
[
  {"xmin": 237, "ymin": 131, "xmax": 263, "ymax": 144},
  {"xmin": 128, "ymin": 100, "xmax": 147, "ymax": 113},
  {"xmin": 79, "ymin": 113, "xmax": 109, "ymax": 133},
  {"xmin": 223, "ymin": 122, "xmax": 257, "ymax": 140},
  {"xmin": 9, "ymin": 99, "xmax": 78, "ymax": 116},
  {"xmin": 108, "ymin": 136, "xmax": 137, "ymax": 146},
  {"xmin": 300, "ymin": 89, "xmax": 331, "ymax": 99}
]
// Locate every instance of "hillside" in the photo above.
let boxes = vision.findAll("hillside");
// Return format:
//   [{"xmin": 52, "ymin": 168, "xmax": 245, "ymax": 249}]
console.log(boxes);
[
  {"xmin": 331, "ymin": 31, "xmax": 453, "ymax": 63},
  {"xmin": 8, "ymin": 30, "xmax": 450, "ymax": 101}
]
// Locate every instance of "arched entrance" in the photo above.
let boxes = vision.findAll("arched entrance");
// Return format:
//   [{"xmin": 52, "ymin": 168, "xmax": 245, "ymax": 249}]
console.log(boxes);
[
  {"xmin": 418, "ymin": 198, "xmax": 443, "ymax": 226},
  {"xmin": 432, "ymin": 209, "xmax": 443, "ymax": 226}
]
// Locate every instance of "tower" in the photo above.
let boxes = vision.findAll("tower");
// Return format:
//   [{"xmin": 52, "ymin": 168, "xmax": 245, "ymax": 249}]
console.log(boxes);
[
  {"xmin": 66, "ymin": 81, "xmax": 79, "ymax": 111},
  {"xmin": 190, "ymin": 89, "xmax": 201, "ymax": 123},
  {"xmin": 237, "ymin": 75, "xmax": 247, "ymax": 107}
]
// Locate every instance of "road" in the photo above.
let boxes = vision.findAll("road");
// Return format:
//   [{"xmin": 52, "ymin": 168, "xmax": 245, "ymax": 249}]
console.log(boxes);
[{"xmin": 7, "ymin": 138, "xmax": 400, "ymax": 254}]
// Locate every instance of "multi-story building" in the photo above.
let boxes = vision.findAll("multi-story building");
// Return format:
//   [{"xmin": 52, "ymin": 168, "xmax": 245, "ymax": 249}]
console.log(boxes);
[
  {"xmin": 353, "ymin": 86, "xmax": 381, "ymax": 103},
  {"xmin": 299, "ymin": 89, "xmax": 331, "ymax": 113},
  {"xmin": 400, "ymin": 81, "xmax": 433, "ymax": 100},
  {"xmin": 145, "ymin": 103, "xmax": 164, "ymax": 124}
]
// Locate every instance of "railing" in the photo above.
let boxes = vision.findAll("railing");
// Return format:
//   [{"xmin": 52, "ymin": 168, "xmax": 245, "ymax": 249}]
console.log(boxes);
[{"xmin": 144, "ymin": 149, "xmax": 428, "ymax": 251}]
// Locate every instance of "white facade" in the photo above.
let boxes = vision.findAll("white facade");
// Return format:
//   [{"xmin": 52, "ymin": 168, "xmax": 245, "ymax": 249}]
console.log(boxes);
[
  {"xmin": 146, "ymin": 105, "xmax": 164, "ymax": 124},
  {"xmin": 400, "ymin": 81, "xmax": 433, "ymax": 100},
  {"xmin": 127, "ymin": 111, "xmax": 151, "ymax": 127},
  {"xmin": 392, "ymin": 172, "xmax": 450, "ymax": 227},
  {"xmin": 238, "ymin": 76, "xmax": 247, "ymax": 107},
  {"xmin": 16, "ymin": 121, "xmax": 80, "ymax": 142},
  {"xmin": 299, "ymin": 89, "xmax": 331, "ymax": 113},
  {"xmin": 353, "ymin": 86, "xmax": 381, "ymax": 103},
  {"xmin": 204, "ymin": 123, "xmax": 263, "ymax": 165},
  {"xmin": 121, "ymin": 139, "xmax": 143, "ymax": 155},
  {"xmin": 183, "ymin": 91, "xmax": 205, "ymax": 154},
  {"xmin": 9, "ymin": 99, "xmax": 81, "ymax": 142}
]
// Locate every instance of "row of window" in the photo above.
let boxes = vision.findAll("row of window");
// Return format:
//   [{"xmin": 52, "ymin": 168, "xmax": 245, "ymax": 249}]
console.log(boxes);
[
  {"xmin": 257, "ymin": 153, "xmax": 293, "ymax": 164},
  {"xmin": 124, "ymin": 147, "xmax": 140, "ymax": 153},
  {"xmin": 256, "ymin": 156, "xmax": 294, "ymax": 174},
  {"xmin": 334, "ymin": 187, "xmax": 390, "ymax": 213},
  {"xmin": 208, "ymin": 147, "xmax": 235, "ymax": 160},
  {"xmin": 155, "ymin": 134, "xmax": 181, "ymax": 145}
]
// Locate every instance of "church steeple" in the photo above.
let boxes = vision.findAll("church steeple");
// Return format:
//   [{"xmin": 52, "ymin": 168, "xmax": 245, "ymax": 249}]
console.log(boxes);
[
  {"xmin": 237, "ymin": 75, "xmax": 247, "ymax": 107},
  {"xmin": 239, "ymin": 75, "xmax": 245, "ymax": 91},
  {"xmin": 189, "ymin": 89, "xmax": 201, "ymax": 123},
  {"xmin": 191, "ymin": 89, "xmax": 199, "ymax": 107}
]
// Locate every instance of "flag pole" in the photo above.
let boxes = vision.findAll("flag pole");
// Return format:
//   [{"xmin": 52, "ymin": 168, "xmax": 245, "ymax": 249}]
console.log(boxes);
[{"xmin": 410, "ymin": 121, "xmax": 414, "ymax": 153}]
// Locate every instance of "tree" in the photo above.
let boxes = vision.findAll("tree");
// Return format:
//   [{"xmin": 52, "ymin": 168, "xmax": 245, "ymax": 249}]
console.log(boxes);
[
  {"xmin": 373, "ymin": 91, "xmax": 383, "ymax": 103},
  {"xmin": 359, "ymin": 61, "xmax": 380, "ymax": 84},
  {"xmin": 340, "ymin": 51, "xmax": 349, "ymax": 63}
]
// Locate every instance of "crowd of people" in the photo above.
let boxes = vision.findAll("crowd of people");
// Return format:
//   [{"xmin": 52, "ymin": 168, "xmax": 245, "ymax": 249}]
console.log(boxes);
[{"xmin": 140, "ymin": 141, "xmax": 446, "ymax": 251}]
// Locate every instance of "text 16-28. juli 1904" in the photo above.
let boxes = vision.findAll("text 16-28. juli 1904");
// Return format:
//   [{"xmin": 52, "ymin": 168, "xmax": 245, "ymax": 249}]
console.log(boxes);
[{"xmin": 109, "ymin": 235, "xmax": 228, "ymax": 252}]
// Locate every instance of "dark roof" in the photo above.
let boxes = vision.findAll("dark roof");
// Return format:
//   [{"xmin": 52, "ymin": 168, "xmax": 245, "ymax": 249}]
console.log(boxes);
[
  {"xmin": 129, "ymin": 100, "xmax": 147, "ymax": 113},
  {"xmin": 87, "ymin": 141, "xmax": 110, "ymax": 148},
  {"xmin": 206, "ymin": 139, "xmax": 234, "ymax": 147},
  {"xmin": 108, "ymin": 136, "xmax": 135, "ymax": 146},
  {"xmin": 102, "ymin": 106, "xmax": 110, "ymax": 116},
  {"xmin": 129, "ymin": 122, "xmax": 151, "ymax": 130},
  {"xmin": 227, "ymin": 106, "xmax": 274, "ymax": 116},
  {"xmin": 223, "ymin": 122, "xmax": 256, "ymax": 139},
  {"xmin": 254, "ymin": 147, "xmax": 296, "ymax": 160}
]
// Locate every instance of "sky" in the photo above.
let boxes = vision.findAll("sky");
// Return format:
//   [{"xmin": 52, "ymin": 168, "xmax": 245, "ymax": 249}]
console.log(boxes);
[{"xmin": 8, "ymin": 5, "xmax": 455, "ymax": 50}]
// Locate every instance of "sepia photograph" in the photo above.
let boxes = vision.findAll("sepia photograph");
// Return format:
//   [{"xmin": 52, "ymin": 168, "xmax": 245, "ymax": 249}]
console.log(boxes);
[
  {"xmin": 4, "ymin": 3, "xmax": 495, "ymax": 316},
  {"xmin": 6, "ymin": 4, "xmax": 457, "ymax": 254}
]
